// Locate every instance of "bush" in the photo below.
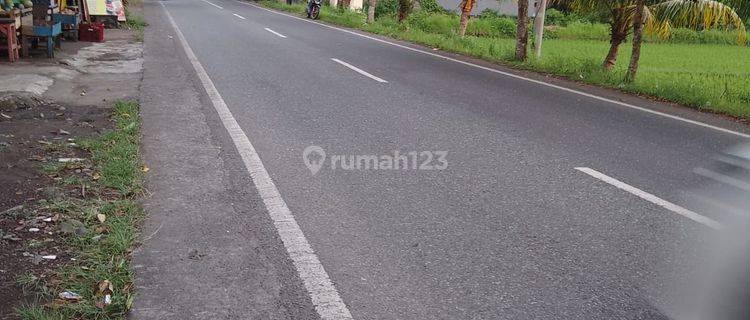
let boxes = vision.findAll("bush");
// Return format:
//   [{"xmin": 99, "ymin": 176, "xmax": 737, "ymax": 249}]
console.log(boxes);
[
  {"xmin": 374, "ymin": 0, "xmax": 399, "ymax": 18},
  {"xmin": 555, "ymin": 21, "xmax": 609, "ymax": 41},
  {"xmin": 408, "ymin": 11, "xmax": 457, "ymax": 34},
  {"xmin": 478, "ymin": 8, "xmax": 513, "ymax": 19},
  {"xmin": 406, "ymin": 11, "xmax": 517, "ymax": 38},
  {"xmin": 544, "ymin": 8, "xmax": 566, "ymax": 26},
  {"xmin": 668, "ymin": 28, "xmax": 700, "ymax": 43},
  {"xmin": 417, "ymin": 0, "xmax": 443, "ymax": 14},
  {"xmin": 467, "ymin": 16, "xmax": 516, "ymax": 37},
  {"xmin": 477, "ymin": 9, "xmax": 498, "ymax": 19},
  {"xmin": 646, "ymin": 27, "xmax": 748, "ymax": 45}
]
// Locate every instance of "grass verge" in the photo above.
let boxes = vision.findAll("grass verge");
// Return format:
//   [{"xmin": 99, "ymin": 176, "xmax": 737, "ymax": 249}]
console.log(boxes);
[
  {"xmin": 16, "ymin": 101, "xmax": 143, "ymax": 320},
  {"xmin": 257, "ymin": 0, "xmax": 750, "ymax": 119}
]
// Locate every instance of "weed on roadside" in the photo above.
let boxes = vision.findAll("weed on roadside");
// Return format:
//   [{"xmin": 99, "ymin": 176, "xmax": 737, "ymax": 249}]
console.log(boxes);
[{"xmin": 15, "ymin": 101, "xmax": 143, "ymax": 319}]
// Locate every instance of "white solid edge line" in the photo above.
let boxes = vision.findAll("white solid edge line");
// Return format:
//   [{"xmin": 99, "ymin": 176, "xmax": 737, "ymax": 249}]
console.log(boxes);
[
  {"xmin": 575, "ymin": 167, "xmax": 723, "ymax": 230},
  {"xmin": 264, "ymin": 27, "xmax": 287, "ymax": 38},
  {"xmin": 233, "ymin": 13, "xmax": 246, "ymax": 19},
  {"xmin": 201, "ymin": 0, "xmax": 223, "ymax": 9},
  {"xmin": 331, "ymin": 58, "xmax": 388, "ymax": 83},
  {"xmin": 237, "ymin": 0, "xmax": 750, "ymax": 139},
  {"xmin": 160, "ymin": 3, "xmax": 354, "ymax": 320}
]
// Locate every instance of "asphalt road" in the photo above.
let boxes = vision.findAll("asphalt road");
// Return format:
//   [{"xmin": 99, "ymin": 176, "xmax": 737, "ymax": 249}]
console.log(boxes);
[{"xmin": 135, "ymin": 1, "xmax": 749, "ymax": 319}]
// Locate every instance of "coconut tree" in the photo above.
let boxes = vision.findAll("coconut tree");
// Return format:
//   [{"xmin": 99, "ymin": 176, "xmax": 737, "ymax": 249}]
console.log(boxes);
[
  {"xmin": 719, "ymin": 0, "xmax": 748, "ymax": 19},
  {"xmin": 625, "ymin": 0, "xmax": 645, "ymax": 82},
  {"xmin": 367, "ymin": 0, "xmax": 377, "ymax": 23},
  {"xmin": 515, "ymin": 0, "xmax": 530, "ymax": 60},
  {"xmin": 458, "ymin": 0, "xmax": 476, "ymax": 36},
  {"xmin": 551, "ymin": 0, "xmax": 746, "ymax": 70}
]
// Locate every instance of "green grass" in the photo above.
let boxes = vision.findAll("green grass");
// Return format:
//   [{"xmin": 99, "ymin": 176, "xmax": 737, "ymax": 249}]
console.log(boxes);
[
  {"xmin": 17, "ymin": 306, "xmax": 66, "ymax": 320},
  {"xmin": 16, "ymin": 101, "xmax": 143, "ymax": 320},
  {"xmin": 522, "ymin": 40, "xmax": 750, "ymax": 115},
  {"xmin": 551, "ymin": 22, "xmax": 749, "ymax": 45},
  {"xmin": 257, "ymin": 1, "xmax": 750, "ymax": 118},
  {"xmin": 552, "ymin": 21, "xmax": 610, "ymax": 41}
]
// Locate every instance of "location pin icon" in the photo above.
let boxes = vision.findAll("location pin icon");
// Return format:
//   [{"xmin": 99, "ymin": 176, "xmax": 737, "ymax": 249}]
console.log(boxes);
[{"xmin": 303, "ymin": 145, "xmax": 326, "ymax": 175}]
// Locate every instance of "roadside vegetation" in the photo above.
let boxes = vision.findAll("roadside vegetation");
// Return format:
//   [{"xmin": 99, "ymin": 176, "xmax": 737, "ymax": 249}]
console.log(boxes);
[
  {"xmin": 122, "ymin": 1, "xmax": 148, "ymax": 42},
  {"xmin": 15, "ymin": 101, "xmax": 143, "ymax": 320},
  {"xmin": 258, "ymin": 0, "xmax": 750, "ymax": 119}
]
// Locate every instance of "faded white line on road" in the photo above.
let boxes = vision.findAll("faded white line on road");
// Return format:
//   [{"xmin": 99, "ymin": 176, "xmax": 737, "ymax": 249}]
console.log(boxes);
[
  {"xmin": 715, "ymin": 154, "xmax": 750, "ymax": 171},
  {"xmin": 575, "ymin": 167, "xmax": 722, "ymax": 230},
  {"xmin": 233, "ymin": 13, "xmax": 246, "ymax": 19},
  {"xmin": 201, "ymin": 0, "xmax": 223, "ymax": 9},
  {"xmin": 694, "ymin": 167, "xmax": 750, "ymax": 192},
  {"xmin": 331, "ymin": 58, "xmax": 388, "ymax": 83},
  {"xmin": 264, "ymin": 27, "xmax": 287, "ymax": 38},
  {"xmin": 239, "ymin": 0, "xmax": 750, "ymax": 139},
  {"xmin": 688, "ymin": 191, "xmax": 748, "ymax": 218},
  {"xmin": 161, "ymin": 3, "xmax": 354, "ymax": 320}
]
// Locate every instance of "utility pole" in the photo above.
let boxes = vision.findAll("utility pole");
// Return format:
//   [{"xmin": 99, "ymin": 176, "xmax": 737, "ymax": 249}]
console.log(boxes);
[{"xmin": 533, "ymin": 0, "xmax": 548, "ymax": 58}]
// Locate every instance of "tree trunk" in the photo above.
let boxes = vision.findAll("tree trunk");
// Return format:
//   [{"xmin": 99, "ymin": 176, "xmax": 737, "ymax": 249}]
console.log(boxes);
[
  {"xmin": 367, "ymin": 0, "xmax": 377, "ymax": 23},
  {"xmin": 458, "ymin": 0, "xmax": 473, "ymax": 37},
  {"xmin": 515, "ymin": 0, "xmax": 529, "ymax": 61},
  {"xmin": 626, "ymin": 0, "xmax": 645, "ymax": 82},
  {"xmin": 603, "ymin": 9, "xmax": 628, "ymax": 70},
  {"xmin": 603, "ymin": 36, "xmax": 624, "ymax": 70},
  {"xmin": 397, "ymin": 0, "xmax": 412, "ymax": 21}
]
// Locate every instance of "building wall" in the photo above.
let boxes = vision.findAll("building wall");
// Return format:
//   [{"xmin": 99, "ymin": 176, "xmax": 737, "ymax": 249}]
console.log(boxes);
[
  {"xmin": 321, "ymin": 0, "xmax": 363, "ymax": 10},
  {"xmin": 435, "ymin": 0, "xmax": 536, "ymax": 16}
]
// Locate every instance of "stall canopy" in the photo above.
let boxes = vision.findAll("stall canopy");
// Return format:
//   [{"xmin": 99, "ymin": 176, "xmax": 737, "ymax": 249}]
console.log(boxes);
[{"xmin": 84, "ymin": 0, "xmax": 125, "ymax": 21}]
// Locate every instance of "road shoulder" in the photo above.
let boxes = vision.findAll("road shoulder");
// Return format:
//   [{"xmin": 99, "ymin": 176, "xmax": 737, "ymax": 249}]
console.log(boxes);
[{"xmin": 130, "ymin": 1, "xmax": 317, "ymax": 319}]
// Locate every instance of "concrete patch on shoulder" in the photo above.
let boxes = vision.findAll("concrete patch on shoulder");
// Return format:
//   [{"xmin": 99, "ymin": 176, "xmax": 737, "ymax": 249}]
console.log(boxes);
[
  {"xmin": 60, "ymin": 40, "xmax": 144, "ymax": 74},
  {"xmin": 0, "ymin": 74, "xmax": 54, "ymax": 95}
]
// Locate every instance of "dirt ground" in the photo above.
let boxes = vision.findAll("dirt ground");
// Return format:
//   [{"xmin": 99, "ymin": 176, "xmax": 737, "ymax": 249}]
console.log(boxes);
[{"xmin": 0, "ymin": 22, "xmax": 143, "ymax": 318}]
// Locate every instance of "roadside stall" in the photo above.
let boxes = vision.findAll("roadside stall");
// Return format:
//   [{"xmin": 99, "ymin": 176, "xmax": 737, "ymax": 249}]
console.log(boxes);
[
  {"xmin": 53, "ymin": 0, "xmax": 81, "ymax": 40},
  {"xmin": 0, "ymin": 0, "xmax": 123, "ymax": 61}
]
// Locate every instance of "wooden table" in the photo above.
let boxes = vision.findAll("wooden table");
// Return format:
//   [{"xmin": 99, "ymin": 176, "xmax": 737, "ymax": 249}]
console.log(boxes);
[
  {"xmin": 21, "ymin": 22, "xmax": 62, "ymax": 58},
  {"xmin": 0, "ymin": 18, "xmax": 20, "ymax": 62}
]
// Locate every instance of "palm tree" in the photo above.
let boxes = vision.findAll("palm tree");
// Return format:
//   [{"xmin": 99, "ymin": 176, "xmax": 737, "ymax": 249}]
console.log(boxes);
[
  {"xmin": 515, "ymin": 0, "xmax": 530, "ymax": 60},
  {"xmin": 719, "ymin": 0, "xmax": 748, "ymax": 19},
  {"xmin": 551, "ymin": 0, "xmax": 746, "ymax": 70},
  {"xmin": 625, "ymin": 0, "xmax": 645, "ymax": 82},
  {"xmin": 458, "ymin": 0, "xmax": 475, "ymax": 36},
  {"xmin": 367, "ymin": 0, "xmax": 377, "ymax": 23}
]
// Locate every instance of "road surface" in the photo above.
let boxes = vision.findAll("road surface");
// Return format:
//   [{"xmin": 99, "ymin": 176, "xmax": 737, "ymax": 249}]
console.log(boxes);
[{"xmin": 131, "ymin": 1, "xmax": 750, "ymax": 319}]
